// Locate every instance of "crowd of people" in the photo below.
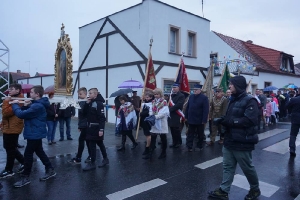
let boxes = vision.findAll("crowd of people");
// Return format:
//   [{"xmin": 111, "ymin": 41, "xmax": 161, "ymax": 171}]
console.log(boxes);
[{"xmin": 0, "ymin": 79, "xmax": 299, "ymax": 200}]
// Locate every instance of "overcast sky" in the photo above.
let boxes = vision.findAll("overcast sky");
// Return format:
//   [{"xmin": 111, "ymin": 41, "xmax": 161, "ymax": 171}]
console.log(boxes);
[{"xmin": 1, "ymin": 0, "xmax": 299, "ymax": 76}]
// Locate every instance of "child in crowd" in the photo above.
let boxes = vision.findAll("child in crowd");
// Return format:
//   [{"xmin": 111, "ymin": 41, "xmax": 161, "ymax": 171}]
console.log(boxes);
[
  {"xmin": 82, "ymin": 88, "xmax": 108, "ymax": 171},
  {"xmin": 11, "ymin": 85, "xmax": 56, "ymax": 188},
  {"xmin": 265, "ymin": 98, "xmax": 273, "ymax": 126},
  {"xmin": 69, "ymin": 87, "xmax": 91, "ymax": 164}
]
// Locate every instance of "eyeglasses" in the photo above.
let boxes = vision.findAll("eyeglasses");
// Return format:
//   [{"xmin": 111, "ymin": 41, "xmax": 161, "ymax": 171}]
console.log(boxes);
[
  {"xmin": 154, "ymin": 93, "xmax": 159, "ymax": 95},
  {"xmin": 216, "ymin": 91, "xmax": 220, "ymax": 93}
]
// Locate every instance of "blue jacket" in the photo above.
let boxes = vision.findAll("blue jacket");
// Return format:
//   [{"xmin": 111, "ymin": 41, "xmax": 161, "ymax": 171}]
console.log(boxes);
[
  {"xmin": 185, "ymin": 93, "xmax": 209, "ymax": 125},
  {"xmin": 12, "ymin": 97, "xmax": 50, "ymax": 140}
]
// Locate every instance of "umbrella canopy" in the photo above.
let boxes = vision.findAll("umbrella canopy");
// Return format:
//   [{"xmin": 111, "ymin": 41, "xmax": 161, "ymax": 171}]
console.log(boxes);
[
  {"xmin": 44, "ymin": 85, "xmax": 55, "ymax": 94},
  {"xmin": 110, "ymin": 88, "xmax": 133, "ymax": 98},
  {"xmin": 118, "ymin": 80, "xmax": 143, "ymax": 89},
  {"xmin": 263, "ymin": 86, "xmax": 278, "ymax": 92},
  {"xmin": 4, "ymin": 84, "xmax": 34, "ymax": 94},
  {"xmin": 287, "ymin": 84, "xmax": 298, "ymax": 89}
]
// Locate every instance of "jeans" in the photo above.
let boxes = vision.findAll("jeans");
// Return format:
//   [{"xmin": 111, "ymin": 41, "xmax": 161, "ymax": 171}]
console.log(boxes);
[
  {"xmin": 59, "ymin": 117, "xmax": 71, "ymax": 139},
  {"xmin": 23, "ymin": 139, "xmax": 53, "ymax": 176},
  {"xmin": 220, "ymin": 147, "xmax": 259, "ymax": 193},
  {"xmin": 289, "ymin": 123, "xmax": 300, "ymax": 153},
  {"xmin": 76, "ymin": 128, "xmax": 90, "ymax": 159},
  {"xmin": 3, "ymin": 134, "xmax": 24, "ymax": 171},
  {"xmin": 46, "ymin": 120, "xmax": 58, "ymax": 142},
  {"xmin": 88, "ymin": 140, "xmax": 107, "ymax": 163},
  {"xmin": 186, "ymin": 124, "xmax": 204, "ymax": 149}
]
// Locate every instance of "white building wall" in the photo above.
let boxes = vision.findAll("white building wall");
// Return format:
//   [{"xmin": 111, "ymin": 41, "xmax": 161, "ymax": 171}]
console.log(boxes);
[
  {"xmin": 27, "ymin": 77, "xmax": 41, "ymax": 86},
  {"xmin": 148, "ymin": 0, "xmax": 211, "ymax": 67},
  {"xmin": 81, "ymin": 38, "xmax": 106, "ymax": 70},
  {"xmin": 79, "ymin": 19, "xmax": 106, "ymax": 66},
  {"xmin": 42, "ymin": 76, "xmax": 55, "ymax": 88}
]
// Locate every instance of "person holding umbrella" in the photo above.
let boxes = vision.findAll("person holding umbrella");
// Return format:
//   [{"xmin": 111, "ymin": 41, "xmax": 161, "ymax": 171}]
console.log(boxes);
[{"xmin": 116, "ymin": 95, "xmax": 138, "ymax": 151}]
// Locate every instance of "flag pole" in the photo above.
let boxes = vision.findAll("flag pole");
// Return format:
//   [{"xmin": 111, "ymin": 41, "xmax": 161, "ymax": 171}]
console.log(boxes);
[
  {"xmin": 135, "ymin": 38, "xmax": 153, "ymax": 140},
  {"xmin": 218, "ymin": 62, "xmax": 227, "ymax": 87},
  {"xmin": 168, "ymin": 52, "xmax": 185, "ymax": 105}
]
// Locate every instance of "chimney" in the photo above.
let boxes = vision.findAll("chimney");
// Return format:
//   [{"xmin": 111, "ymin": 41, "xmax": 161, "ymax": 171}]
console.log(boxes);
[
  {"xmin": 246, "ymin": 40, "xmax": 253, "ymax": 44},
  {"xmin": 17, "ymin": 70, "xmax": 21, "ymax": 73}
]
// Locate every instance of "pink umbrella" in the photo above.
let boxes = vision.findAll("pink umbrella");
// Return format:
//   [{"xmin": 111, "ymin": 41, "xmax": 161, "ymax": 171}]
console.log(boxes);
[
  {"xmin": 44, "ymin": 85, "xmax": 55, "ymax": 94},
  {"xmin": 118, "ymin": 80, "xmax": 143, "ymax": 89}
]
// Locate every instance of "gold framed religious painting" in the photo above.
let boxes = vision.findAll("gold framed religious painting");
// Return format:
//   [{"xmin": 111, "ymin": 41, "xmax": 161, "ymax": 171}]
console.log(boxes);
[{"xmin": 54, "ymin": 23, "xmax": 73, "ymax": 96}]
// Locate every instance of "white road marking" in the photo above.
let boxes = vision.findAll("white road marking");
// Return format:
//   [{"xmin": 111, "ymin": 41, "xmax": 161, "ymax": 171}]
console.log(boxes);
[
  {"xmin": 106, "ymin": 178, "xmax": 167, "ymax": 200},
  {"xmin": 258, "ymin": 128, "xmax": 288, "ymax": 141},
  {"xmin": 232, "ymin": 174, "xmax": 279, "ymax": 198},
  {"xmin": 263, "ymin": 136, "xmax": 300, "ymax": 154},
  {"xmin": 295, "ymin": 194, "xmax": 300, "ymax": 200},
  {"xmin": 195, "ymin": 157, "xmax": 223, "ymax": 169}
]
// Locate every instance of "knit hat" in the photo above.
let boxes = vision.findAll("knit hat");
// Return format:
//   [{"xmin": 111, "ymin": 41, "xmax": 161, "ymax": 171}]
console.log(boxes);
[{"xmin": 229, "ymin": 76, "xmax": 247, "ymax": 94}]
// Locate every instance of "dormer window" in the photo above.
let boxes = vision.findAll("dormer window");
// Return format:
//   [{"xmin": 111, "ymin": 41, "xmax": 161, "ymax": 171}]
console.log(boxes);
[{"xmin": 281, "ymin": 55, "xmax": 295, "ymax": 73}]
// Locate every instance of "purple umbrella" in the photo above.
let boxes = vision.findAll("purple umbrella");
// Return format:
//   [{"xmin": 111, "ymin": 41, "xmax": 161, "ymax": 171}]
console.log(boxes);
[{"xmin": 118, "ymin": 80, "xmax": 143, "ymax": 89}]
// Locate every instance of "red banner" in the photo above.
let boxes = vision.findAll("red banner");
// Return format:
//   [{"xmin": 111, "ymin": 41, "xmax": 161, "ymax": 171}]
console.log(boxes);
[
  {"xmin": 175, "ymin": 59, "xmax": 190, "ymax": 94},
  {"xmin": 145, "ymin": 53, "xmax": 156, "ymax": 90}
]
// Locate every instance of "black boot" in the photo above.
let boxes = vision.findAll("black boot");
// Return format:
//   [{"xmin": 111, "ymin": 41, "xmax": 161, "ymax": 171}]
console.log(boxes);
[
  {"xmin": 117, "ymin": 134, "xmax": 126, "ymax": 152},
  {"xmin": 131, "ymin": 142, "xmax": 138, "ymax": 149},
  {"xmin": 142, "ymin": 148, "xmax": 152, "ymax": 160},
  {"xmin": 127, "ymin": 132, "xmax": 138, "ymax": 149},
  {"xmin": 142, "ymin": 147, "xmax": 150, "ymax": 155},
  {"xmin": 158, "ymin": 150, "xmax": 166, "ymax": 159}
]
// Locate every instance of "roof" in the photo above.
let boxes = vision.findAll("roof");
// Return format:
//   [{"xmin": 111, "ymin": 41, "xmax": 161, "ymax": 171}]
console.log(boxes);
[
  {"xmin": 0, "ymin": 71, "xmax": 30, "ymax": 81},
  {"xmin": 213, "ymin": 31, "xmax": 298, "ymax": 76},
  {"xmin": 35, "ymin": 72, "xmax": 50, "ymax": 77},
  {"xmin": 80, "ymin": 0, "xmax": 209, "ymax": 28}
]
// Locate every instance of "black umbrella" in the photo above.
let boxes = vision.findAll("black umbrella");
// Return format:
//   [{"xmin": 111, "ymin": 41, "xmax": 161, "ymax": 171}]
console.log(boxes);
[{"xmin": 109, "ymin": 89, "xmax": 133, "ymax": 98}]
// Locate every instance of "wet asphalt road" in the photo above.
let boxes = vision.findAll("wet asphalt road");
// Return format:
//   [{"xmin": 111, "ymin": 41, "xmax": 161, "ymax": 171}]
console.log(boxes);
[{"xmin": 0, "ymin": 118, "xmax": 299, "ymax": 200}]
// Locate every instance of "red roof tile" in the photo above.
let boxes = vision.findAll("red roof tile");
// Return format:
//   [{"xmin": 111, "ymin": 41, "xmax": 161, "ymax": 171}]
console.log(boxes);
[
  {"xmin": 213, "ymin": 31, "xmax": 297, "ymax": 76},
  {"xmin": 0, "ymin": 71, "xmax": 30, "ymax": 81}
]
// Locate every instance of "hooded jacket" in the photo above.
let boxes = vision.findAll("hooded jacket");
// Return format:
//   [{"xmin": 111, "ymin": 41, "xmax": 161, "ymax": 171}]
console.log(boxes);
[
  {"xmin": 221, "ymin": 76, "xmax": 259, "ymax": 151},
  {"xmin": 83, "ymin": 94, "xmax": 106, "ymax": 140},
  {"xmin": 12, "ymin": 97, "xmax": 50, "ymax": 140},
  {"xmin": 1, "ymin": 93, "xmax": 24, "ymax": 134}
]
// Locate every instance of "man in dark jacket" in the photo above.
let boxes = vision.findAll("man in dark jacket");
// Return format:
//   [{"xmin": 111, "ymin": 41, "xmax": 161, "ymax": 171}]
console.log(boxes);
[
  {"xmin": 168, "ymin": 83, "xmax": 185, "ymax": 148},
  {"xmin": 69, "ymin": 87, "xmax": 91, "ymax": 164},
  {"xmin": 185, "ymin": 84, "xmax": 209, "ymax": 151},
  {"xmin": 82, "ymin": 88, "xmax": 108, "ymax": 171},
  {"xmin": 286, "ymin": 95, "xmax": 300, "ymax": 157},
  {"xmin": 208, "ymin": 76, "xmax": 261, "ymax": 200},
  {"xmin": 58, "ymin": 105, "xmax": 75, "ymax": 141},
  {"xmin": 11, "ymin": 85, "xmax": 56, "ymax": 188}
]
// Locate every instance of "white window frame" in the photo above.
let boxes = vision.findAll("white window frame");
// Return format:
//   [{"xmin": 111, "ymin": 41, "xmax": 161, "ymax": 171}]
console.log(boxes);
[
  {"xmin": 169, "ymin": 25, "xmax": 181, "ymax": 54},
  {"xmin": 187, "ymin": 31, "xmax": 197, "ymax": 57}
]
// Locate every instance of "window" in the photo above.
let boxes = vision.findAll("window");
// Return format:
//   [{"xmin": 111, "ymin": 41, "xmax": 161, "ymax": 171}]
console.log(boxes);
[
  {"xmin": 169, "ymin": 25, "xmax": 180, "ymax": 54},
  {"xmin": 264, "ymin": 82, "xmax": 271, "ymax": 88},
  {"xmin": 187, "ymin": 31, "xmax": 196, "ymax": 57}
]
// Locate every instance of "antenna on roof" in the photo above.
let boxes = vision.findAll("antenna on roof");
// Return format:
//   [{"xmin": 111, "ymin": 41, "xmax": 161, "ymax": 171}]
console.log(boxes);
[{"xmin": 202, "ymin": 0, "xmax": 204, "ymax": 17}]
